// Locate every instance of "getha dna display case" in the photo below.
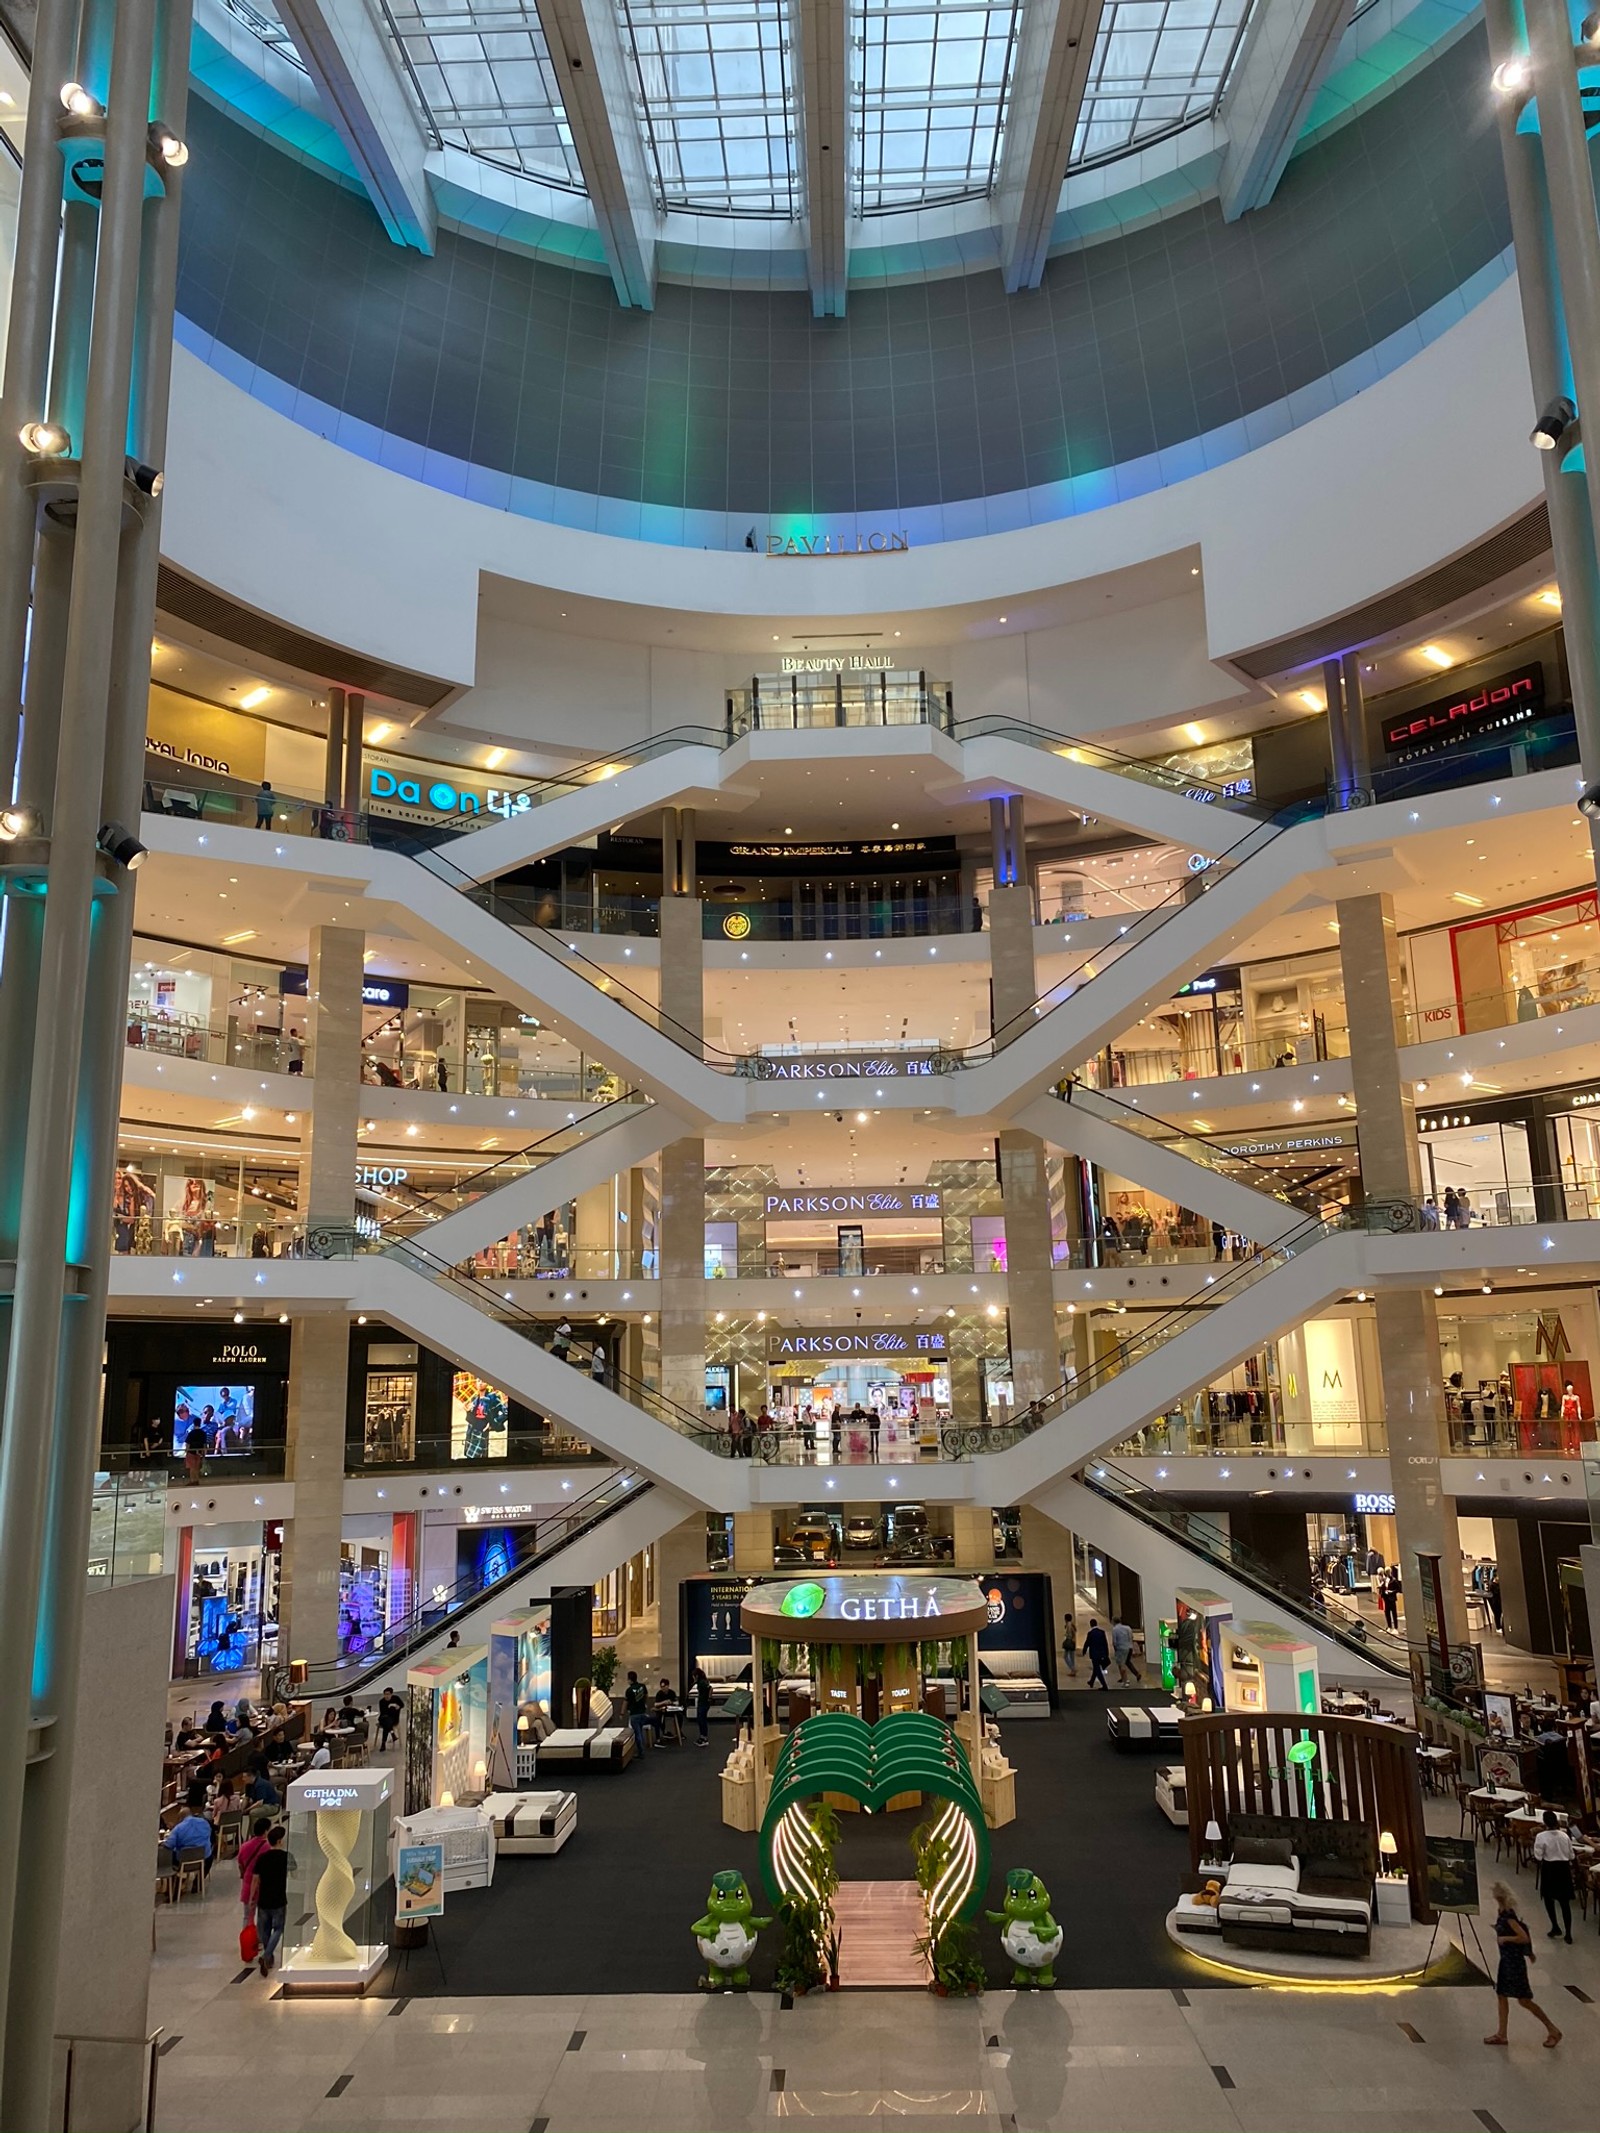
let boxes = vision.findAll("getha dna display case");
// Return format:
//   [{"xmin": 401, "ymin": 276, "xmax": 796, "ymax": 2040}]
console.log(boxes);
[{"xmin": 279, "ymin": 1767, "xmax": 394, "ymax": 1992}]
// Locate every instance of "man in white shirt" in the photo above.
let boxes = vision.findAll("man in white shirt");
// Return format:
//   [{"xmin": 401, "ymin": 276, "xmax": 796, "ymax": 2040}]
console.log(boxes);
[
  {"xmin": 307, "ymin": 1733, "xmax": 332, "ymax": 1770},
  {"xmin": 1533, "ymin": 1810, "xmax": 1575, "ymax": 1942}
]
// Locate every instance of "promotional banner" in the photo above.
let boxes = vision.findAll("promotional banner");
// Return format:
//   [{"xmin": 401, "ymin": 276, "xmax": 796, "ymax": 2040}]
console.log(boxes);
[{"xmin": 395, "ymin": 1842, "xmax": 445, "ymax": 1920}]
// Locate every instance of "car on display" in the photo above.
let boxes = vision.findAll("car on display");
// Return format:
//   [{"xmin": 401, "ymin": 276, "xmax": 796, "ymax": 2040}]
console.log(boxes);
[
  {"xmin": 843, "ymin": 1513, "xmax": 880, "ymax": 1551},
  {"xmin": 785, "ymin": 1517, "xmax": 837, "ymax": 1565}
]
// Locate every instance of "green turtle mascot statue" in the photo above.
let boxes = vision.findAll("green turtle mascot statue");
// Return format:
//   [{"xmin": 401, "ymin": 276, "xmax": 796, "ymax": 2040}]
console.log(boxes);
[
  {"xmin": 987, "ymin": 1867, "xmax": 1063, "ymax": 1988},
  {"xmin": 692, "ymin": 1870, "xmax": 772, "ymax": 1991}
]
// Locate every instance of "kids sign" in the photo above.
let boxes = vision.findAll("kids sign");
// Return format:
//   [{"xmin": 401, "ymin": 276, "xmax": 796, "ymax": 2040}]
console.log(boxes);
[{"xmin": 741, "ymin": 1573, "xmax": 989, "ymax": 1643}]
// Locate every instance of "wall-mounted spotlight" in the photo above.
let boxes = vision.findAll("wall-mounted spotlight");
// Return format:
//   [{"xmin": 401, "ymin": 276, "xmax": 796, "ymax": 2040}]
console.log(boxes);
[
  {"xmin": 1583, "ymin": 9, "xmax": 1600, "ymax": 45},
  {"xmin": 125, "ymin": 458, "xmax": 163, "ymax": 496},
  {"xmin": 147, "ymin": 121, "xmax": 187, "ymax": 167},
  {"xmin": 19, "ymin": 421, "xmax": 70, "ymax": 457},
  {"xmin": 1531, "ymin": 396, "xmax": 1577, "ymax": 451},
  {"xmin": 1579, "ymin": 779, "xmax": 1600, "ymax": 821},
  {"xmin": 96, "ymin": 821, "xmax": 146, "ymax": 870},
  {"xmin": 58, "ymin": 82, "xmax": 99, "ymax": 117},
  {"xmin": 0, "ymin": 805, "xmax": 40, "ymax": 841},
  {"xmin": 1491, "ymin": 54, "xmax": 1531, "ymax": 95}
]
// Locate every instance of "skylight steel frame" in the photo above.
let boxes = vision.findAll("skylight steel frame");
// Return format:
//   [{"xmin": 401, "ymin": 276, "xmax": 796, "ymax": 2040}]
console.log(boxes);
[
  {"xmin": 852, "ymin": 0, "xmax": 1023, "ymax": 216},
  {"xmin": 1070, "ymin": 0, "xmax": 1255, "ymax": 173},
  {"xmin": 382, "ymin": 0, "xmax": 584, "ymax": 185},
  {"xmin": 620, "ymin": 0, "xmax": 799, "ymax": 217}
]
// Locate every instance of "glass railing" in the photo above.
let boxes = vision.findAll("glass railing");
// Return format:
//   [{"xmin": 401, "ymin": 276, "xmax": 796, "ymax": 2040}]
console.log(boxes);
[
  {"xmin": 1051, "ymin": 1079, "xmax": 1322, "ymax": 1217},
  {"xmin": 286, "ymin": 1466, "xmax": 653, "ymax": 1697},
  {"xmin": 124, "ymin": 1013, "xmax": 298, "ymax": 1075},
  {"xmin": 86, "ymin": 1470, "xmax": 168, "ymax": 1588},
  {"xmin": 728, "ymin": 683, "xmax": 953, "ymax": 736},
  {"xmin": 1078, "ymin": 1458, "xmax": 1407, "ymax": 1675},
  {"xmin": 1333, "ymin": 710, "xmax": 1579, "ymax": 812},
  {"xmin": 952, "ymin": 715, "xmax": 1257, "ymax": 808},
  {"xmin": 1112, "ymin": 1416, "xmax": 1391, "ymax": 1459},
  {"xmin": 424, "ymin": 725, "xmax": 727, "ymax": 839},
  {"xmin": 371, "ymin": 1092, "xmax": 649, "ymax": 1239}
]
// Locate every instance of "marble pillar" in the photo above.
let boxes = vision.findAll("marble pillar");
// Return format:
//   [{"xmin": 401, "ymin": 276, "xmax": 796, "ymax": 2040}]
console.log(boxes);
[
  {"xmin": 659, "ymin": 895, "xmax": 707, "ymax": 1421},
  {"xmin": 283, "ymin": 923, "xmax": 365, "ymax": 1670},
  {"xmin": 988, "ymin": 884, "xmax": 1062, "ymax": 1405},
  {"xmin": 1338, "ymin": 893, "xmax": 1471, "ymax": 1654}
]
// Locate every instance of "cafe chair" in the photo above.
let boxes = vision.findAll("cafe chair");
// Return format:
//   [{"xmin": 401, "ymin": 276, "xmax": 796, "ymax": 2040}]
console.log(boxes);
[
  {"xmin": 153, "ymin": 1848, "xmax": 178, "ymax": 1906},
  {"xmin": 172, "ymin": 1847, "xmax": 208, "ymax": 1902}
]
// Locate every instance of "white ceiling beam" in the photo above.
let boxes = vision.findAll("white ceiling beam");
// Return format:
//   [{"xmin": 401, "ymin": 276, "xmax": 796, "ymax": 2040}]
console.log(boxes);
[
  {"xmin": 533, "ymin": 0, "xmax": 660, "ymax": 309},
  {"xmin": 1217, "ymin": 0, "xmax": 1354, "ymax": 221},
  {"xmin": 994, "ymin": 0, "xmax": 1104, "ymax": 293},
  {"xmin": 275, "ymin": 0, "xmax": 436, "ymax": 252},
  {"xmin": 792, "ymin": 0, "xmax": 849, "ymax": 318}
]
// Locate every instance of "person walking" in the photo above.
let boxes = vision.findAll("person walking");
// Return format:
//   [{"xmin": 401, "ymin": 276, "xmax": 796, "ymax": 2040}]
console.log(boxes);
[
  {"xmin": 377, "ymin": 1686, "xmax": 402, "ymax": 1750},
  {"xmin": 254, "ymin": 780, "xmax": 275, "ymax": 827},
  {"xmin": 551, "ymin": 1318, "xmax": 573, "ymax": 1365},
  {"xmin": 868, "ymin": 1404, "xmax": 881, "ymax": 1461},
  {"xmin": 1487, "ymin": 1573, "xmax": 1503, "ymax": 1633},
  {"xmin": 623, "ymin": 1670, "xmax": 651, "ymax": 1757},
  {"xmin": 251, "ymin": 1826, "xmax": 290, "ymax": 1978},
  {"xmin": 1380, "ymin": 1569, "xmax": 1400, "ymax": 1634},
  {"xmin": 1534, "ymin": 1811, "xmax": 1575, "ymax": 1943},
  {"xmin": 589, "ymin": 1341, "xmax": 607, "ymax": 1388},
  {"xmin": 1060, "ymin": 1614, "xmax": 1078, "ymax": 1680},
  {"xmin": 1483, "ymin": 1883, "xmax": 1560, "ymax": 2048},
  {"xmin": 691, "ymin": 1663, "xmax": 712, "ymax": 1746},
  {"xmin": 1084, "ymin": 1618, "xmax": 1110, "ymax": 1691},
  {"xmin": 1110, "ymin": 1616, "xmax": 1142, "ymax": 1685},
  {"xmin": 285, "ymin": 1027, "xmax": 304, "ymax": 1076},
  {"xmin": 236, "ymin": 1816, "xmax": 273, "ymax": 1921}
]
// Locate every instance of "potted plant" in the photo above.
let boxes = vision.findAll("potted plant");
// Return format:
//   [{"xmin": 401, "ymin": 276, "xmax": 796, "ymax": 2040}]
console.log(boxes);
[
  {"xmin": 590, "ymin": 1646, "xmax": 619, "ymax": 1696},
  {"xmin": 773, "ymin": 1895, "xmax": 829, "ymax": 1995}
]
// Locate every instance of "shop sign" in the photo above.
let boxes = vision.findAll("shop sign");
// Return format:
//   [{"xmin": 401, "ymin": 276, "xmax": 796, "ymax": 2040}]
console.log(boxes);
[
  {"xmin": 1417, "ymin": 1113, "xmax": 1471, "ymax": 1132},
  {"xmin": 145, "ymin": 690, "xmax": 268, "ymax": 785},
  {"xmin": 367, "ymin": 759, "xmax": 540, "ymax": 824},
  {"xmin": 1305, "ymin": 1318, "xmax": 1360, "ymax": 1430},
  {"xmin": 764, "ymin": 531, "xmax": 910, "ymax": 557},
  {"xmin": 1354, "ymin": 1492, "xmax": 1397, "ymax": 1516},
  {"xmin": 1381, "ymin": 662, "xmax": 1545, "ymax": 757},
  {"xmin": 743, "ymin": 1574, "xmax": 984, "ymax": 1628},
  {"xmin": 1176, "ymin": 967, "xmax": 1241, "ymax": 998},
  {"xmin": 280, "ymin": 969, "xmax": 411, "ymax": 1010},
  {"xmin": 1218, "ymin": 1127, "xmax": 1357, "ymax": 1157},
  {"xmin": 763, "ymin": 1187, "xmax": 943, "ymax": 1218},
  {"xmin": 753, "ymin": 1050, "xmax": 944, "ymax": 1081},
  {"xmin": 766, "ymin": 1325, "xmax": 949, "ymax": 1359},
  {"xmin": 211, "ymin": 1340, "xmax": 271, "ymax": 1369},
  {"xmin": 778, "ymin": 650, "xmax": 895, "ymax": 672},
  {"xmin": 463, "ymin": 1503, "xmax": 535, "ymax": 1523},
  {"xmin": 356, "ymin": 1165, "xmax": 409, "ymax": 1189},
  {"xmin": 725, "ymin": 839, "xmax": 934, "ymax": 860},
  {"xmin": 1182, "ymin": 778, "xmax": 1254, "ymax": 803}
]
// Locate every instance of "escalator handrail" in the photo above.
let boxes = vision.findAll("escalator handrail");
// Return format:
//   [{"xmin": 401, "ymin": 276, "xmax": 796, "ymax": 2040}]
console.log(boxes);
[
  {"xmin": 1080, "ymin": 1458, "xmax": 1407, "ymax": 1675},
  {"xmin": 1057, "ymin": 1078, "xmax": 1325, "ymax": 1216},
  {"xmin": 374, "ymin": 1087, "xmax": 649, "ymax": 1235},
  {"xmin": 950, "ymin": 714, "xmax": 1264, "ymax": 814},
  {"xmin": 293, "ymin": 1470, "xmax": 651, "ymax": 1694},
  {"xmin": 423, "ymin": 724, "xmax": 728, "ymax": 840}
]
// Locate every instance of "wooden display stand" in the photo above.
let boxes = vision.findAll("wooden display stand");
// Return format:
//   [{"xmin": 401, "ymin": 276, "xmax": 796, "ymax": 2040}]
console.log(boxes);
[{"xmin": 980, "ymin": 1762, "xmax": 1016, "ymax": 1827}]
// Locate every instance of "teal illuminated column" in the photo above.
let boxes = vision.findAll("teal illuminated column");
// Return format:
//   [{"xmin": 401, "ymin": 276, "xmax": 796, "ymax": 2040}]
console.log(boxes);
[{"xmin": 1337, "ymin": 893, "xmax": 1470, "ymax": 1657}]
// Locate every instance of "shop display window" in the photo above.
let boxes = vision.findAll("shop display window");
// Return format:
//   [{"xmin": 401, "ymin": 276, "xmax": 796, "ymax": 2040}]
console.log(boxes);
[
  {"xmin": 339, "ymin": 1543, "xmax": 389, "ymax": 1659},
  {"xmin": 363, "ymin": 1367, "xmax": 417, "ymax": 1464},
  {"xmin": 1418, "ymin": 1121, "xmax": 1535, "ymax": 1225},
  {"xmin": 450, "ymin": 1372, "xmax": 509, "ymax": 1460}
]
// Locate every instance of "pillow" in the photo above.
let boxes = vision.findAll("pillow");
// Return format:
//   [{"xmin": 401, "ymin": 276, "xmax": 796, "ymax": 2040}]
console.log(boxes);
[{"xmin": 1232, "ymin": 1835, "xmax": 1296, "ymax": 1870}]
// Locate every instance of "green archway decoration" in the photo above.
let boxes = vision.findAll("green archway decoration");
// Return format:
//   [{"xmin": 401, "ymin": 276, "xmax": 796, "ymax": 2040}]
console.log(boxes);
[{"xmin": 758, "ymin": 1711, "xmax": 990, "ymax": 1929}]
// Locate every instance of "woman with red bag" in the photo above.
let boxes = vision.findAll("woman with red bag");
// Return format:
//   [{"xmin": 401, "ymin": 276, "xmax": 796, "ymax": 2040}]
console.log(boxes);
[{"xmin": 236, "ymin": 1815, "xmax": 272, "ymax": 1952}]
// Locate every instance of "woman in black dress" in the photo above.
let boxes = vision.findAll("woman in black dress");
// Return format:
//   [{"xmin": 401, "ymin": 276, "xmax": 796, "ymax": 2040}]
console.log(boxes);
[{"xmin": 1484, "ymin": 1882, "xmax": 1561, "ymax": 2048}]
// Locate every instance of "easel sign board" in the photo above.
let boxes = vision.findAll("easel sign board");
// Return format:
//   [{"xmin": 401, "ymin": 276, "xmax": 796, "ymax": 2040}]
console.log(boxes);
[
  {"xmin": 397, "ymin": 1842, "xmax": 446, "ymax": 1921},
  {"xmin": 1425, "ymin": 1835, "xmax": 1480, "ymax": 1914}
]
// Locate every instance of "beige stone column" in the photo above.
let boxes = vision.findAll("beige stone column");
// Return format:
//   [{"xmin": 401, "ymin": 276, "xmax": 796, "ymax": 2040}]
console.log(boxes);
[
  {"xmin": 659, "ymin": 894, "xmax": 707, "ymax": 1421},
  {"xmin": 282, "ymin": 923, "xmax": 365, "ymax": 1670},
  {"xmin": 988, "ymin": 883, "xmax": 1061, "ymax": 1405},
  {"xmin": 949, "ymin": 1504, "xmax": 996, "ymax": 1570},
  {"xmin": 732, "ymin": 1511, "xmax": 775, "ymax": 1573},
  {"xmin": 1337, "ymin": 892, "xmax": 1471, "ymax": 1655}
]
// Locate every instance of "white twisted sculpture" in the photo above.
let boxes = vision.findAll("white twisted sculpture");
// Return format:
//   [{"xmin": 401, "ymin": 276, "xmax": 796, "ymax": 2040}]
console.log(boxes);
[{"xmin": 307, "ymin": 1808, "xmax": 362, "ymax": 1965}]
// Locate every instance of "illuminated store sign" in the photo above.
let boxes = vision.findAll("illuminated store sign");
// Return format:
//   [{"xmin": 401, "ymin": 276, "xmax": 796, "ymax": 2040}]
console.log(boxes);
[
  {"xmin": 763, "ymin": 1187, "xmax": 943, "ymax": 1218},
  {"xmin": 368, "ymin": 763, "xmax": 538, "ymax": 822},
  {"xmin": 754, "ymin": 1050, "xmax": 943, "ymax": 1081},
  {"xmin": 356, "ymin": 1165, "xmax": 409, "ymax": 1189},
  {"xmin": 1381, "ymin": 663, "xmax": 1544, "ymax": 757},
  {"xmin": 1218, "ymin": 1129, "xmax": 1355, "ymax": 1156},
  {"xmin": 726, "ymin": 839, "xmax": 932, "ymax": 859},
  {"xmin": 764, "ymin": 531, "xmax": 910, "ymax": 557},
  {"xmin": 281, "ymin": 969, "xmax": 411, "ymax": 1010},
  {"xmin": 766, "ymin": 1325, "xmax": 949, "ymax": 1359},
  {"xmin": 1354, "ymin": 1492, "xmax": 1397, "ymax": 1516},
  {"xmin": 779, "ymin": 651, "xmax": 895, "ymax": 673},
  {"xmin": 742, "ymin": 1574, "xmax": 988, "ymax": 1638},
  {"xmin": 1183, "ymin": 778, "xmax": 1254, "ymax": 803}
]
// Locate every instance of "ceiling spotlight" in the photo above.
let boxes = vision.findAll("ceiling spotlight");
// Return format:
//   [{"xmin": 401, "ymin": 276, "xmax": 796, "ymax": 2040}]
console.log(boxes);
[
  {"xmin": 1578, "ymin": 778, "xmax": 1600, "ymax": 820},
  {"xmin": 19, "ymin": 421, "xmax": 69, "ymax": 457},
  {"xmin": 0, "ymin": 804, "xmax": 40, "ymax": 841},
  {"xmin": 1531, "ymin": 395, "xmax": 1576, "ymax": 451},
  {"xmin": 59, "ymin": 81, "xmax": 98, "ymax": 117},
  {"xmin": 96, "ymin": 820, "xmax": 146, "ymax": 870},
  {"xmin": 125, "ymin": 457, "xmax": 163, "ymax": 496},
  {"xmin": 148, "ymin": 120, "xmax": 188, "ymax": 166},
  {"xmin": 1584, "ymin": 9, "xmax": 1600, "ymax": 45},
  {"xmin": 1491, "ymin": 54, "xmax": 1531, "ymax": 95}
]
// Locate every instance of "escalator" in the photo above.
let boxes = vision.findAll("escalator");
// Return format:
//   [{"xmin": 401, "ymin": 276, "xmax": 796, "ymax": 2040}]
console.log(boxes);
[
  {"xmin": 1073, "ymin": 1457, "xmax": 1408, "ymax": 1678},
  {"xmin": 287, "ymin": 1465, "xmax": 669, "ymax": 1700}
]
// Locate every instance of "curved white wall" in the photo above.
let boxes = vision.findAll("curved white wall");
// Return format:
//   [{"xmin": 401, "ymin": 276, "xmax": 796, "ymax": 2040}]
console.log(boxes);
[{"xmin": 163, "ymin": 273, "xmax": 1540, "ymax": 720}]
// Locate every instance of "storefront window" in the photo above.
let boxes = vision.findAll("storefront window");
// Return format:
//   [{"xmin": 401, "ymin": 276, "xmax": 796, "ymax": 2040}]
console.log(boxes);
[
  {"xmin": 1418, "ymin": 1121, "xmax": 1534, "ymax": 1225},
  {"xmin": 363, "ymin": 1346, "xmax": 418, "ymax": 1463},
  {"xmin": 450, "ymin": 1372, "xmax": 509, "ymax": 1460}
]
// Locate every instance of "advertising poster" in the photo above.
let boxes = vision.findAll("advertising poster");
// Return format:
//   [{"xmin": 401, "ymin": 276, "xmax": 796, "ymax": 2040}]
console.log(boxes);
[
  {"xmin": 1424, "ymin": 1834, "xmax": 1480, "ymax": 1914},
  {"xmin": 396, "ymin": 1842, "xmax": 445, "ymax": 1921}
]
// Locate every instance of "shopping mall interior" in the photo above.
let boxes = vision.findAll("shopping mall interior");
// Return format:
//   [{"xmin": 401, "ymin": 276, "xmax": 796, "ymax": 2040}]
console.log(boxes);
[{"xmin": 5, "ymin": 0, "xmax": 1600, "ymax": 2128}]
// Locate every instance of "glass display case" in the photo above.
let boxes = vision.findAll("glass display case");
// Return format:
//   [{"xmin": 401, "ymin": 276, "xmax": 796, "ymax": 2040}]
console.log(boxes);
[{"xmin": 279, "ymin": 1767, "xmax": 394, "ymax": 1991}]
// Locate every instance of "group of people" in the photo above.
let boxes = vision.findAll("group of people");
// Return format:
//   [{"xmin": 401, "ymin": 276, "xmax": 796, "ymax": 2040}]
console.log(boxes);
[
  {"xmin": 1419, "ymin": 1189, "xmax": 1477, "ymax": 1229},
  {"xmin": 620, "ymin": 1667, "xmax": 713, "ymax": 1750},
  {"xmin": 1060, "ymin": 1613, "xmax": 1141, "ymax": 1690}
]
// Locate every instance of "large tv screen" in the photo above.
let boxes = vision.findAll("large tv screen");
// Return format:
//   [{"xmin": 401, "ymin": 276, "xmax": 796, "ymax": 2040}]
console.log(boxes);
[{"xmin": 173, "ymin": 1383, "xmax": 256, "ymax": 1459}]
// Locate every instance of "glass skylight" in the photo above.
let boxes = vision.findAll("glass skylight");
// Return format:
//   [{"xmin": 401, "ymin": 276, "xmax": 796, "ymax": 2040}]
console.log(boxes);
[
  {"xmin": 384, "ymin": 2, "xmax": 584, "ymax": 187},
  {"xmin": 853, "ymin": 0, "xmax": 1022, "ymax": 215},
  {"xmin": 1072, "ymin": 0, "xmax": 1253, "ymax": 169},
  {"xmin": 620, "ymin": 0, "xmax": 798, "ymax": 216}
]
